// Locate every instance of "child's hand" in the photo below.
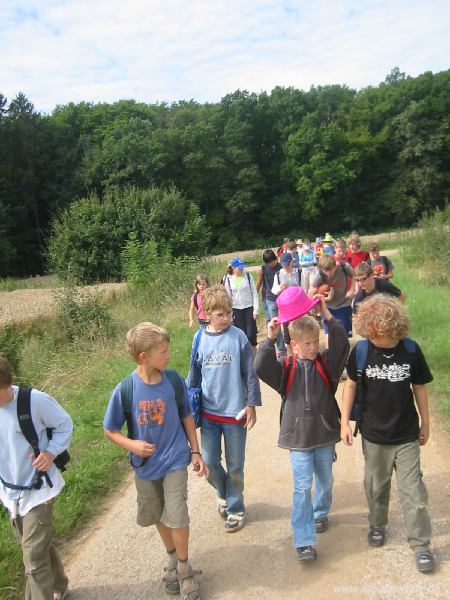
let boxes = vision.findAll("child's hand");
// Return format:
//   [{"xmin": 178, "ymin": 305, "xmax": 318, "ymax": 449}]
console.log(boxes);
[
  {"xmin": 340, "ymin": 423, "xmax": 353, "ymax": 446},
  {"xmin": 131, "ymin": 440, "xmax": 155, "ymax": 457},
  {"xmin": 189, "ymin": 318, "xmax": 194, "ymax": 328},
  {"xmin": 419, "ymin": 423, "xmax": 429, "ymax": 446},
  {"xmin": 253, "ymin": 312, "xmax": 257, "ymax": 320},
  {"xmin": 314, "ymin": 296, "xmax": 332, "ymax": 321},
  {"xmin": 267, "ymin": 317, "xmax": 281, "ymax": 340},
  {"xmin": 32, "ymin": 451, "xmax": 55, "ymax": 472},
  {"xmin": 280, "ymin": 283, "xmax": 287, "ymax": 291},
  {"xmin": 244, "ymin": 406, "xmax": 257, "ymax": 430},
  {"xmin": 192, "ymin": 454, "xmax": 209, "ymax": 477}
]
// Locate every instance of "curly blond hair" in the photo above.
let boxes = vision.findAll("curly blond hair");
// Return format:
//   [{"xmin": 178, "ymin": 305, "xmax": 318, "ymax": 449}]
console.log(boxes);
[{"xmin": 354, "ymin": 294, "xmax": 409, "ymax": 341}]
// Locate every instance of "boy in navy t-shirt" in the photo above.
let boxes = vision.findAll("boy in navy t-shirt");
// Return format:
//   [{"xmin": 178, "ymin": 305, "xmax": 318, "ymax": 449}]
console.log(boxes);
[{"xmin": 103, "ymin": 322, "xmax": 207, "ymax": 599}]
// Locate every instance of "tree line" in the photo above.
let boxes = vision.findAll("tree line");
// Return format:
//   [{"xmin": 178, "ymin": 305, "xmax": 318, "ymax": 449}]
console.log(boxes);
[{"xmin": 0, "ymin": 67, "xmax": 448, "ymax": 279}]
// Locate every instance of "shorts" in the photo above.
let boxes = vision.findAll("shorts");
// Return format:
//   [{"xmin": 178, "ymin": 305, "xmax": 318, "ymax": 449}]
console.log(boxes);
[
  {"xmin": 322, "ymin": 306, "xmax": 352, "ymax": 337},
  {"xmin": 135, "ymin": 469, "xmax": 189, "ymax": 529}
]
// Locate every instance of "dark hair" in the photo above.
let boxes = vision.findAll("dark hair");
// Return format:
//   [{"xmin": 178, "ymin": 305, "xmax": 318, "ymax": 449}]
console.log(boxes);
[{"xmin": 263, "ymin": 249, "xmax": 277, "ymax": 263}]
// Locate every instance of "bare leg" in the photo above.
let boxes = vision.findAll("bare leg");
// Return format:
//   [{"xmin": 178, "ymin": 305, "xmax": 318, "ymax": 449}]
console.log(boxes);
[{"xmin": 156, "ymin": 522, "xmax": 189, "ymax": 561}]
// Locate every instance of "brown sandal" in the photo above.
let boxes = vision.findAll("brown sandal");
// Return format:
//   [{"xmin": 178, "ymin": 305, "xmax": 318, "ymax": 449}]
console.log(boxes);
[{"xmin": 177, "ymin": 565, "xmax": 202, "ymax": 600}]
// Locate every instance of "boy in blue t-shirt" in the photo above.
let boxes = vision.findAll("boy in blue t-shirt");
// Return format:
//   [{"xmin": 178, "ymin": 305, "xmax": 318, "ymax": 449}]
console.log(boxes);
[
  {"xmin": 103, "ymin": 322, "xmax": 207, "ymax": 599},
  {"xmin": 186, "ymin": 286, "xmax": 262, "ymax": 533}
]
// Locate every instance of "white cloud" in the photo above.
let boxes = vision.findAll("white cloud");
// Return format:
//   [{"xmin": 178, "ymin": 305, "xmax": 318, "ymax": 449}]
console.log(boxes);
[{"xmin": 0, "ymin": 0, "xmax": 449, "ymax": 112}]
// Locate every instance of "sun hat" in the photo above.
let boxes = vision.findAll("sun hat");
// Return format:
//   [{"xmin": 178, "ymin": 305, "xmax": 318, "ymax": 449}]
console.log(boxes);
[
  {"xmin": 230, "ymin": 257, "xmax": 246, "ymax": 269},
  {"xmin": 275, "ymin": 286, "xmax": 320, "ymax": 324},
  {"xmin": 323, "ymin": 233, "xmax": 333, "ymax": 242},
  {"xmin": 280, "ymin": 252, "xmax": 293, "ymax": 266}
]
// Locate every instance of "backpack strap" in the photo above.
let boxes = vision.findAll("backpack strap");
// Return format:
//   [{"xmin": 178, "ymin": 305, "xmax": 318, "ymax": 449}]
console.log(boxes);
[
  {"xmin": 193, "ymin": 292, "xmax": 199, "ymax": 310},
  {"xmin": 120, "ymin": 374, "xmax": 134, "ymax": 440},
  {"xmin": 283, "ymin": 355, "xmax": 297, "ymax": 398},
  {"xmin": 164, "ymin": 370, "xmax": 185, "ymax": 421},
  {"xmin": 382, "ymin": 256, "xmax": 389, "ymax": 273},
  {"xmin": 315, "ymin": 353, "xmax": 333, "ymax": 392},
  {"xmin": 402, "ymin": 337, "xmax": 416, "ymax": 353}
]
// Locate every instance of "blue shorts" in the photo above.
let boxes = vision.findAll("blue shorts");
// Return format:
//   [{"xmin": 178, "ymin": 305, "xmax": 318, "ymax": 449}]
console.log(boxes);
[{"xmin": 322, "ymin": 306, "xmax": 352, "ymax": 338}]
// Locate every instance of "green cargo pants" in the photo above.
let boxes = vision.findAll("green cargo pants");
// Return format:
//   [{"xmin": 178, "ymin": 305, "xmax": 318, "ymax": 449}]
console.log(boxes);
[
  {"xmin": 11, "ymin": 501, "xmax": 68, "ymax": 600},
  {"xmin": 362, "ymin": 438, "xmax": 432, "ymax": 549}
]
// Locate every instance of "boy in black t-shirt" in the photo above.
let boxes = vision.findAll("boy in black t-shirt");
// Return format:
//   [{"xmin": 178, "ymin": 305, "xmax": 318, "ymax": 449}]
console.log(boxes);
[
  {"xmin": 340, "ymin": 294, "xmax": 435, "ymax": 573},
  {"xmin": 352, "ymin": 263, "xmax": 406, "ymax": 314}
]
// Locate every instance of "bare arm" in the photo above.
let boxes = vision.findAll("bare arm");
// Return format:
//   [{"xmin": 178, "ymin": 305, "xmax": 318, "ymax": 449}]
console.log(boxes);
[
  {"xmin": 399, "ymin": 292, "xmax": 406, "ymax": 303},
  {"xmin": 413, "ymin": 384, "xmax": 430, "ymax": 445},
  {"xmin": 188, "ymin": 299, "xmax": 196, "ymax": 327},
  {"xmin": 340, "ymin": 379, "xmax": 358, "ymax": 445},
  {"xmin": 255, "ymin": 267, "xmax": 263, "ymax": 292},
  {"xmin": 103, "ymin": 428, "xmax": 155, "ymax": 458},
  {"xmin": 181, "ymin": 414, "xmax": 208, "ymax": 476}
]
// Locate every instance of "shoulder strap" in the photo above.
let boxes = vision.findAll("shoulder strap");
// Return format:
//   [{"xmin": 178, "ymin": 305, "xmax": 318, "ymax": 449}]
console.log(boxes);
[
  {"xmin": 382, "ymin": 256, "xmax": 389, "ymax": 273},
  {"xmin": 402, "ymin": 337, "xmax": 416, "ymax": 353},
  {"xmin": 120, "ymin": 374, "xmax": 134, "ymax": 439},
  {"xmin": 284, "ymin": 355, "xmax": 297, "ymax": 397},
  {"xmin": 246, "ymin": 272, "xmax": 251, "ymax": 286},
  {"xmin": 165, "ymin": 370, "xmax": 184, "ymax": 421},
  {"xmin": 355, "ymin": 339, "xmax": 369, "ymax": 383},
  {"xmin": 315, "ymin": 353, "xmax": 333, "ymax": 391},
  {"xmin": 193, "ymin": 292, "xmax": 199, "ymax": 310},
  {"xmin": 17, "ymin": 388, "xmax": 40, "ymax": 458}
]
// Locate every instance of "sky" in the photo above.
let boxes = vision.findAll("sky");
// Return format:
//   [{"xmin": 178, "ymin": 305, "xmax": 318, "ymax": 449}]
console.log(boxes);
[{"xmin": 1, "ymin": 0, "xmax": 449, "ymax": 114}]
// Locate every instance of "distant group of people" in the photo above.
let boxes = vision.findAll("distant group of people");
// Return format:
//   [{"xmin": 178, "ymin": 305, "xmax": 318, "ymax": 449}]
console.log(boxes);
[{"xmin": 0, "ymin": 231, "xmax": 434, "ymax": 600}]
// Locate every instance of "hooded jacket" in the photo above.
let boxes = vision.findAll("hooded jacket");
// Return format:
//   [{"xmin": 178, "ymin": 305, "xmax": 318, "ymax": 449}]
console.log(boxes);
[{"xmin": 254, "ymin": 317, "xmax": 348, "ymax": 450}]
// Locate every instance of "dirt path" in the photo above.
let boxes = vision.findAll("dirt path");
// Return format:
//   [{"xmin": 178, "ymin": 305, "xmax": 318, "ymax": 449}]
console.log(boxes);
[{"xmin": 63, "ymin": 366, "xmax": 449, "ymax": 599}]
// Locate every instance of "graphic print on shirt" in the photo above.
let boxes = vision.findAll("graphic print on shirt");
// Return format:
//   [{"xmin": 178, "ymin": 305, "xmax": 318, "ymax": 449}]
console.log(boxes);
[
  {"xmin": 365, "ymin": 362, "xmax": 411, "ymax": 383},
  {"xmin": 137, "ymin": 399, "xmax": 166, "ymax": 425},
  {"xmin": 204, "ymin": 351, "xmax": 232, "ymax": 368}
]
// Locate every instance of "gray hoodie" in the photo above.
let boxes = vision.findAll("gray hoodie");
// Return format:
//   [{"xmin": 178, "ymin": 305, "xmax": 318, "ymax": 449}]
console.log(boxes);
[{"xmin": 254, "ymin": 318, "xmax": 348, "ymax": 450}]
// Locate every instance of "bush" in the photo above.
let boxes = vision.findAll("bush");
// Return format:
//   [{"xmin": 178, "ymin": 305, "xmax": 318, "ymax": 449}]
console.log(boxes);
[
  {"xmin": 54, "ymin": 286, "xmax": 115, "ymax": 343},
  {"xmin": 401, "ymin": 204, "xmax": 449, "ymax": 287},
  {"xmin": 47, "ymin": 186, "xmax": 210, "ymax": 284}
]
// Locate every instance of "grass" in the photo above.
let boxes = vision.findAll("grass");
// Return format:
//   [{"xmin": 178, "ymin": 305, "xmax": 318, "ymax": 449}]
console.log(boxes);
[{"xmin": 0, "ymin": 275, "xmax": 60, "ymax": 292}]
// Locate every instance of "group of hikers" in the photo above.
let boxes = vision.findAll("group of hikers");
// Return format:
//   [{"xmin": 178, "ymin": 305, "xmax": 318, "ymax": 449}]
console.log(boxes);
[{"xmin": 0, "ymin": 231, "xmax": 435, "ymax": 600}]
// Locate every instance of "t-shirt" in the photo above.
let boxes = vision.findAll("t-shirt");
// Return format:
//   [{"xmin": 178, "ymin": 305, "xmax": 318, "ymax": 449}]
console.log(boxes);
[
  {"xmin": 348, "ymin": 250, "xmax": 370, "ymax": 268},
  {"xmin": 261, "ymin": 263, "xmax": 282, "ymax": 301},
  {"xmin": 347, "ymin": 340, "xmax": 433, "ymax": 444},
  {"xmin": 300, "ymin": 249, "xmax": 315, "ymax": 270},
  {"xmin": 310, "ymin": 263, "xmax": 353, "ymax": 309},
  {"xmin": 103, "ymin": 371, "xmax": 191, "ymax": 480},
  {"xmin": 191, "ymin": 292, "xmax": 206, "ymax": 320},
  {"xmin": 352, "ymin": 279, "xmax": 402, "ymax": 313},
  {"xmin": 369, "ymin": 256, "xmax": 393, "ymax": 276}
]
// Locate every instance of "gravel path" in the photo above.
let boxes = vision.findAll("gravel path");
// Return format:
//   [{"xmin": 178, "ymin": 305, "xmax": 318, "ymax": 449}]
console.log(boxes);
[{"xmin": 63, "ymin": 350, "xmax": 449, "ymax": 599}]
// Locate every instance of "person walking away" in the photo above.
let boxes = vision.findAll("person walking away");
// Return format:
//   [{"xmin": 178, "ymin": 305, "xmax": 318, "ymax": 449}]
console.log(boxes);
[
  {"xmin": 0, "ymin": 356, "xmax": 73, "ymax": 600},
  {"xmin": 256, "ymin": 249, "xmax": 286, "ymax": 357},
  {"xmin": 341, "ymin": 295, "xmax": 435, "ymax": 573},
  {"xmin": 186, "ymin": 286, "xmax": 262, "ymax": 533}
]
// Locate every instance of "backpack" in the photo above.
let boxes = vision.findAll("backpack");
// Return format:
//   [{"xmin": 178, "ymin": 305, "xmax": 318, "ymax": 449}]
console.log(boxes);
[
  {"xmin": 319, "ymin": 262, "xmax": 352, "ymax": 291},
  {"xmin": 120, "ymin": 370, "xmax": 185, "ymax": 468},
  {"xmin": 185, "ymin": 328, "xmax": 203, "ymax": 428},
  {"xmin": 350, "ymin": 337, "xmax": 416, "ymax": 436},
  {"xmin": 0, "ymin": 388, "xmax": 70, "ymax": 492},
  {"xmin": 279, "ymin": 353, "xmax": 338, "ymax": 425}
]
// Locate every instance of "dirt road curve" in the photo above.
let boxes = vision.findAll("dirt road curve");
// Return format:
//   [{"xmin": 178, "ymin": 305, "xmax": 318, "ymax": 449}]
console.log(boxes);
[{"xmin": 64, "ymin": 379, "xmax": 449, "ymax": 599}]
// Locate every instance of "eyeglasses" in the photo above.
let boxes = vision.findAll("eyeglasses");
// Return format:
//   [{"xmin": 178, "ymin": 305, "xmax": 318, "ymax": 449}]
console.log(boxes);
[
  {"xmin": 355, "ymin": 276, "xmax": 369, "ymax": 283},
  {"xmin": 211, "ymin": 311, "xmax": 232, "ymax": 320}
]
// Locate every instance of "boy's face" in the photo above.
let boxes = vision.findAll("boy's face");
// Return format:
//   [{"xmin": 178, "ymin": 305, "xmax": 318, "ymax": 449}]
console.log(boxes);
[
  {"xmin": 139, "ymin": 341, "xmax": 171, "ymax": 372},
  {"xmin": 368, "ymin": 332, "xmax": 397, "ymax": 349},
  {"xmin": 323, "ymin": 266, "xmax": 337, "ymax": 279},
  {"xmin": 335, "ymin": 246, "xmax": 346, "ymax": 258},
  {"xmin": 349, "ymin": 242, "xmax": 360, "ymax": 253},
  {"xmin": 355, "ymin": 273, "xmax": 375, "ymax": 292},
  {"xmin": 370, "ymin": 248, "xmax": 380, "ymax": 260},
  {"xmin": 0, "ymin": 385, "xmax": 14, "ymax": 406},
  {"xmin": 206, "ymin": 309, "xmax": 232, "ymax": 333},
  {"xmin": 291, "ymin": 334, "xmax": 320, "ymax": 361}
]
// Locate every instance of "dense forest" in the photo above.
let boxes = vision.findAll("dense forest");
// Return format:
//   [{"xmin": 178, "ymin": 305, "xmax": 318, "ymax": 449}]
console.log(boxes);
[{"xmin": 0, "ymin": 67, "xmax": 449, "ymax": 279}]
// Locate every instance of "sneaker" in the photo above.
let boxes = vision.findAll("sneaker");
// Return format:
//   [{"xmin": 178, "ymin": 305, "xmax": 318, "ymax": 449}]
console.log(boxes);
[
  {"xmin": 315, "ymin": 517, "xmax": 329, "ymax": 533},
  {"xmin": 368, "ymin": 526, "xmax": 385, "ymax": 547},
  {"xmin": 217, "ymin": 498, "xmax": 228, "ymax": 519},
  {"xmin": 296, "ymin": 546, "xmax": 317, "ymax": 561},
  {"xmin": 225, "ymin": 512, "xmax": 245, "ymax": 532},
  {"xmin": 415, "ymin": 547, "xmax": 435, "ymax": 573}
]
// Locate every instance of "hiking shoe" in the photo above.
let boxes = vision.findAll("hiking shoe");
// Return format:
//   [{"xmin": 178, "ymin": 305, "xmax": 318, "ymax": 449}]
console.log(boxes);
[
  {"xmin": 225, "ymin": 512, "xmax": 245, "ymax": 532},
  {"xmin": 368, "ymin": 526, "xmax": 385, "ymax": 547},
  {"xmin": 315, "ymin": 517, "xmax": 329, "ymax": 533},
  {"xmin": 296, "ymin": 546, "xmax": 317, "ymax": 561},
  {"xmin": 217, "ymin": 498, "xmax": 228, "ymax": 519},
  {"xmin": 162, "ymin": 566, "xmax": 180, "ymax": 595},
  {"xmin": 177, "ymin": 564, "xmax": 202, "ymax": 600},
  {"xmin": 415, "ymin": 548, "xmax": 435, "ymax": 573}
]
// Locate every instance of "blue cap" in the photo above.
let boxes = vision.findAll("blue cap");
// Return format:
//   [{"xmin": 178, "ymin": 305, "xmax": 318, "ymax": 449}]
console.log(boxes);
[
  {"xmin": 281, "ymin": 252, "xmax": 293, "ymax": 266},
  {"xmin": 230, "ymin": 257, "xmax": 246, "ymax": 269}
]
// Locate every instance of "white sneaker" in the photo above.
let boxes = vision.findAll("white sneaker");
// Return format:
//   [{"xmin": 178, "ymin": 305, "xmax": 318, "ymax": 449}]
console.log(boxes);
[
  {"xmin": 217, "ymin": 498, "xmax": 227, "ymax": 519},
  {"xmin": 225, "ymin": 512, "xmax": 245, "ymax": 532}
]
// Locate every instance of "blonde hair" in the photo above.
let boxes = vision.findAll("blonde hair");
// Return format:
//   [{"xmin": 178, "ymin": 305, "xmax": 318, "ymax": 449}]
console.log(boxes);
[
  {"xmin": 202, "ymin": 285, "xmax": 232, "ymax": 315},
  {"xmin": 126, "ymin": 322, "xmax": 170, "ymax": 362},
  {"xmin": 334, "ymin": 238, "xmax": 347, "ymax": 249},
  {"xmin": 194, "ymin": 273, "xmax": 210, "ymax": 292},
  {"xmin": 0, "ymin": 356, "xmax": 13, "ymax": 387},
  {"xmin": 289, "ymin": 315, "xmax": 320, "ymax": 341},
  {"xmin": 318, "ymin": 255, "xmax": 335, "ymax": 271},
  {"xmin": 354, "ymin": 294, "xmax": 409, "ymax": 341},
  {"xmin": 347, "ymin": 234, "xmax": 361, "ymax": 246}
]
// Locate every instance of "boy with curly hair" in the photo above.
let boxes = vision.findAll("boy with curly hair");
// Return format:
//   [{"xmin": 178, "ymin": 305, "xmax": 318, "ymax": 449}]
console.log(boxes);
[{"xmin": 341, "ymin": 295, "xmax": 435, "ymax": 573}]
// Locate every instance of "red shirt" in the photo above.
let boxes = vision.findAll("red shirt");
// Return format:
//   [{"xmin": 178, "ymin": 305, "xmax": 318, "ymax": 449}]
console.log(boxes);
[
  {"xmin": 335, "ymin": 254, "xmax": 350, "ymax": 264},
  {"xmin": 348, "ymin": 249, "xmax": 369, "ymax": 268}
]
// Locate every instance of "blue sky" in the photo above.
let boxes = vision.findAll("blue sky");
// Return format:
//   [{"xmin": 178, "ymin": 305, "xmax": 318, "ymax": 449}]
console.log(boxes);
[{"xmin": 1, "ymin": 0, "xmax": 449, "ymax": 113}]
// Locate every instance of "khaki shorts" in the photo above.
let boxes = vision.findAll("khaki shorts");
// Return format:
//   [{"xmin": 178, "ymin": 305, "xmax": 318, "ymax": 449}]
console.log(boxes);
[{"xmin": 135, "ymin": 469, "xmax": 189, "ymax": 529}]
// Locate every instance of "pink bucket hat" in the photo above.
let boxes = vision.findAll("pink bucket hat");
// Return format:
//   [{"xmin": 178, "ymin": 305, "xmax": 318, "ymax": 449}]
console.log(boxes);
[{"xmin": 275, "ymin": 286, "xmax": 320, "ymax": 323}]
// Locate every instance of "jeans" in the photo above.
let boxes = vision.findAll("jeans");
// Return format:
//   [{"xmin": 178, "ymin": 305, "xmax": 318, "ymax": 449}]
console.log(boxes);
[
  {"xmin": 201, "ymin": 418, "xmax": 247, "ymax": 514},
  {"xmin": 290, "ymin": 443, "xmax": 335, "ymax": 548},
  {"xmin": 262, "ymin": 298, "xmax": 286, "ymax": 353}
]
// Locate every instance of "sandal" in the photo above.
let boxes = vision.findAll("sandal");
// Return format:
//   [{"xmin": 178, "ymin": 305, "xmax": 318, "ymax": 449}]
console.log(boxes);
[
  {"xmin": 415, "ymin": 548, "xmax": 435, "ymax": 573},
  {"xmin": 368, "ymin": 526, "xmax": 385, "ymax": 547},
  {"xmin": 177, "ymin": 565, "xmax": 202, "ymax": 600},
  {"xmin": 162, "ymin": 566, "xmax": 180, "ymax": 595}
]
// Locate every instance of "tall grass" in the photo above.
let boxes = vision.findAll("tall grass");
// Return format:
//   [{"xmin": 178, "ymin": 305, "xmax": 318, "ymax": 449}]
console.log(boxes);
[{"xmin": 0, "ymin": 275, "xmax": 60, "ymax": 292}]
